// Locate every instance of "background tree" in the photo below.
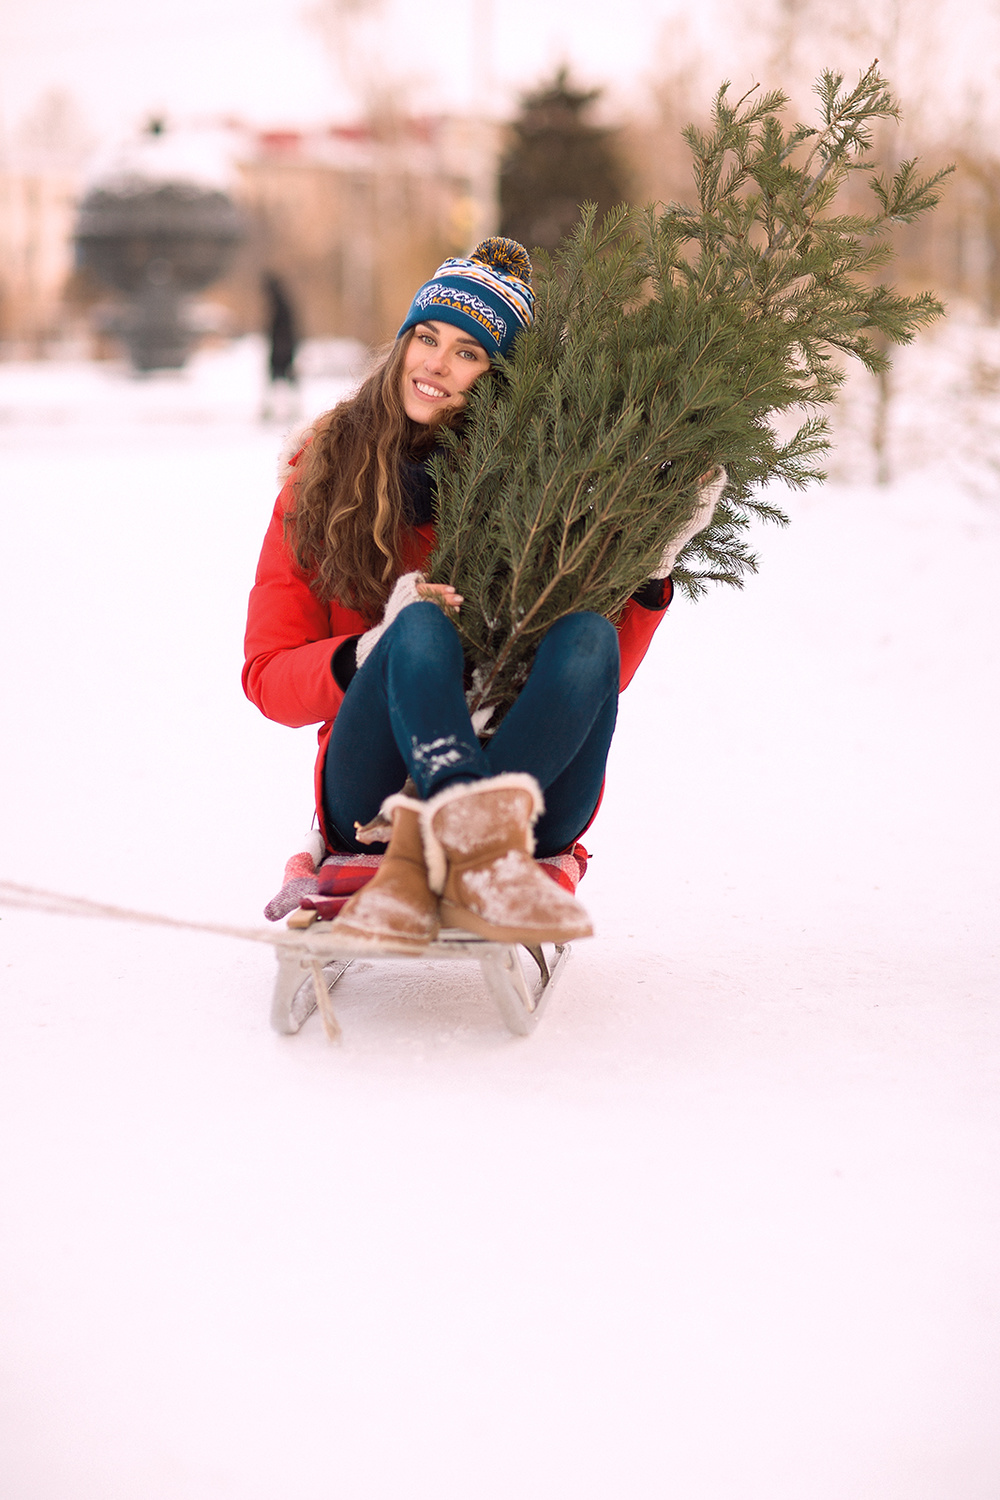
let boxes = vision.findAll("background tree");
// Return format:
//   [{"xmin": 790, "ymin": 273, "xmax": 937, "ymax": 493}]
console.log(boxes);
[{"xmin": 499, "ymin": 67, "xmax": 630, "ymax": 253}]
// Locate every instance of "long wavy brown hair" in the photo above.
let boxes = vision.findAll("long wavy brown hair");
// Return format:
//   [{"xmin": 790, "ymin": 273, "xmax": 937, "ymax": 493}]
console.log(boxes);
[{"xmin": 285, "ymin": 331, "xmax": 462, "ymax": 623}]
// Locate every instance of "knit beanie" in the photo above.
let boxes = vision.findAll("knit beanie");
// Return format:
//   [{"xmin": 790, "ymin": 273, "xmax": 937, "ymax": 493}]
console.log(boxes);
[{"xmin": 397, "ymin": 237, "xmax": 534, "ymax": 359}]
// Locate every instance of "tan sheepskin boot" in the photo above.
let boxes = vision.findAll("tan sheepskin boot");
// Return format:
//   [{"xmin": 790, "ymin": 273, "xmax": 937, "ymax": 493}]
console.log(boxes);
[
  {"xmin": 332, "ymin": 796, "xmax": 440, "ymax": 953},
  {"xmin": 420, "ymin": 773, "xmax": 593, "ymax": 945}
]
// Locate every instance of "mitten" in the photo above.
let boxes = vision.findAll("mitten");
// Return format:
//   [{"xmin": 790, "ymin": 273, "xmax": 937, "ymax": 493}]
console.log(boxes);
[
  {"xmin": 356, "ymin": 570, "xmax": 426, "ymax": 668},
  {"xmin": 651, "ymin": 466, "xmax": 727, "ymax": 579}
]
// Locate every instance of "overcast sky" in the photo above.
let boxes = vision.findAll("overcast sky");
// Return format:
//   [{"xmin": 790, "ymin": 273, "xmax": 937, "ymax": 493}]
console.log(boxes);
[
  {"xmin": 0, "ymin": 0, "xmax": 993, "ymax": 154},
  {"xmin": 0, "ymin": 0, "xmax": 718, "ymax": 142}
]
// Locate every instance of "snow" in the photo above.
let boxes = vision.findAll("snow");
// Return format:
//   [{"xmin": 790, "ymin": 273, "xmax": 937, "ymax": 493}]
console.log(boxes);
[
  {"xmin": 459, "ymin": 847, "xmax": 590, "ymax": 931},
  {"xmin": 1, "ymin": 338, "xmax": 998, "ymax": 1499}
]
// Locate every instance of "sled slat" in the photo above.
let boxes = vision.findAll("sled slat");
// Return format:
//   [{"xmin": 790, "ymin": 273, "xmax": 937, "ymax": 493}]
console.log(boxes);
[{"xmin": 269, "ymin": 921, "xmax": 571, "ymax": 1039}]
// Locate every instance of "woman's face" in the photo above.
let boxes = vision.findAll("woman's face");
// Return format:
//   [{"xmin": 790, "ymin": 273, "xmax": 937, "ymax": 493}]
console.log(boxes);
[{"xmin": 401, "ymin": 321, "xmax": 491, "ymax": 424}]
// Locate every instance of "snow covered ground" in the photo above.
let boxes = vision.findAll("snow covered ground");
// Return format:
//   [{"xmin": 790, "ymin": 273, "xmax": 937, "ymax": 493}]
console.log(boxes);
[{"xmin": 1, "ymin": 338, "xmax": 998, "ymax": 1499}]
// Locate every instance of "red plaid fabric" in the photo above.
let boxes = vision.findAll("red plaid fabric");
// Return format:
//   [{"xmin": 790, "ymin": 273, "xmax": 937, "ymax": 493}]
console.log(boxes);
[{"xmin": 264, "ymin": 842, "xmax": 589, "ymax": 922}]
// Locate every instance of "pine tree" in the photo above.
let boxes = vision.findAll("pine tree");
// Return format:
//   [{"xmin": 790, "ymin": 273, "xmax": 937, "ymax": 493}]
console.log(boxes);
[
  {"xmin": 499, "ymin": 67, "xmax": 629, "ymax": 253},
  {"xmin": 431, "ymin": 65, "xmax": 951, "ymax": 714}
]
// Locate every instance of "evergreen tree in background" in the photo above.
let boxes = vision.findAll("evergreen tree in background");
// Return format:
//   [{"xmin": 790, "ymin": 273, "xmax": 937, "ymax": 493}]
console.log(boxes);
[
  {"xmin": 431, "ymin": 66, "xmax": 951, "ymax": 715},
  {"xmin": 499, "ymin": 68, "xmax": 630, "ymax": 253}
]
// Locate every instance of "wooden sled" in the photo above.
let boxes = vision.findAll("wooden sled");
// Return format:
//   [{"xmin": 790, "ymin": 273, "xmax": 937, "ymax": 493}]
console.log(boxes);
[{"xmin": 270, "ymin": 922, "xmax": 572, "ymax": 1041}]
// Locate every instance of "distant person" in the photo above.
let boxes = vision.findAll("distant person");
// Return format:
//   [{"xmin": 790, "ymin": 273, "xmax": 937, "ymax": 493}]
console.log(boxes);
[{"xmin": 261, "ymin": 273, "xmax": 300, "ymax": 423}]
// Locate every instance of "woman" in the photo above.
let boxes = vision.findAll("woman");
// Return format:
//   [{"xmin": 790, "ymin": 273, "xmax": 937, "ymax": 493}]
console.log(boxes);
[{"xmin": 244, "ymin": 238, "xmax": 721, "ymax": 954}]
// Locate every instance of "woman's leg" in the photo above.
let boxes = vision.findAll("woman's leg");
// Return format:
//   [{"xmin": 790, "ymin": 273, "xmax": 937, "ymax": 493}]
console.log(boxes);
[
  {"xmin": 484, "ymin": 612, "xmax": 620, "ymax": 855},
  {"xmin": 323, "ymin": 601, "xmax": 488, "ymax": 848},
  {"xmin": 325, "ymin": 606, "xmax": 609, "ymax": 946},
  {"xmin": 325, "ymin": 605, "xmax": 618, "ymax": 853}
]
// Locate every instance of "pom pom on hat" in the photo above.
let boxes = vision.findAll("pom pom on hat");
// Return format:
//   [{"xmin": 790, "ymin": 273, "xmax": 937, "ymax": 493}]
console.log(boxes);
[
  {"xmin": 397, "ymin": 236, "xmax": 534, "ymax": 359},
  {"xmin": 470, "ymin": 236, "xmax": 532, "ymax": 282}
]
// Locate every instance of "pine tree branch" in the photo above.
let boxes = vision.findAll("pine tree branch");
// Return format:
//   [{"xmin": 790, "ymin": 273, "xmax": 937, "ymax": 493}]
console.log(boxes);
[{"xmin": 429, "ymin": 64, "xmax": 949, "ymax": 711}]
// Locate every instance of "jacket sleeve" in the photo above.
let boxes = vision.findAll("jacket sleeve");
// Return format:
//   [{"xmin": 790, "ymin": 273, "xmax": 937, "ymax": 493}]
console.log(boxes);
[
  {"xmin": 615, "ymin": 578, "xmax": 673, "ymax": 691},
  {"xmin": 242, "ymin": 487, "xmax": 361, "ymax": 728}
]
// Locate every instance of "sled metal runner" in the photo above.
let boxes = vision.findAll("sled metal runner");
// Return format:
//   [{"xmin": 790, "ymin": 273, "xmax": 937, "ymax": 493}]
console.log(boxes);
[{"xmin": 270, "ymin": 923, "xmax": 571, "ymax": 1040}]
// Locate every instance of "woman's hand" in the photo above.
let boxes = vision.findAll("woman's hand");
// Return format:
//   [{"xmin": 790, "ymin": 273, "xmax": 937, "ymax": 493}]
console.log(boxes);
[
  {"xmin": 354, "ymin": 574, "xmax": 464, "ymax": 670},
  {"xmin": 356, "ymin": 571, "xmax": 427, "ymax": 668},
  {"xmin": 417, "ymin": 581, "xmax": 463, "ymax": 616},
  {"xmin": 650, "ymin": 465, "xmax": 727, "ymax": 579}
]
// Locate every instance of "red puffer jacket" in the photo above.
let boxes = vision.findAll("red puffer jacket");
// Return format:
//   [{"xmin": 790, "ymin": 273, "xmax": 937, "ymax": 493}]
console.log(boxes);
[{"xmin": 243, "ymin": 472, "xmax": 673, "ymax": 844}]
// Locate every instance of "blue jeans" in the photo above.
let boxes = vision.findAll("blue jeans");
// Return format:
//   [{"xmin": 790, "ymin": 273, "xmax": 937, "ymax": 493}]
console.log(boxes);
[{"xmin": 323, "ymin": 603, "xmax": 619, "ymax": 856}]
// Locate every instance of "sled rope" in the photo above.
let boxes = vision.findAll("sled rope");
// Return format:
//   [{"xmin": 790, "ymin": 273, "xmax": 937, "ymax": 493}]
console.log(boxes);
[
  {"xmin": 2, "ymin": 879, "xmax": 570, "ymax": 1040},
  {"xmin": 0, "ymin": 879, "xmax": 280, "ymax": 947},
  {"xmin": 310, "ymin": 960, "xmax": 343, "ymax": 1043}
]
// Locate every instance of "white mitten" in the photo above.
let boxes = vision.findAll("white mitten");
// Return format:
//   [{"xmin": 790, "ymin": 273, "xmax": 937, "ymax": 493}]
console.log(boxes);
[
  {"xmin": 355, "ymin": 570, "xmax": 426, "ymax": 668},
  {"xmin": 651, "ymin": 465, "xmax": 727, "ymax": 579}
]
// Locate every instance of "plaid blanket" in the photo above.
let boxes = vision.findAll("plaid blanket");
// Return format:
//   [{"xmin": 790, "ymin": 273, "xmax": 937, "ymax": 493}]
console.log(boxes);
[{"xmin": 265, "ymin": 843, "xmax": 589, "ymax": 922}]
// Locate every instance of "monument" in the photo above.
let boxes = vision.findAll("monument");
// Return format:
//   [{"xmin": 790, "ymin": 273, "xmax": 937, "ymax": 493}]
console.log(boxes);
[{"xmin": 76, "ymin": 173, "xmax": 242, "ymax": 371}]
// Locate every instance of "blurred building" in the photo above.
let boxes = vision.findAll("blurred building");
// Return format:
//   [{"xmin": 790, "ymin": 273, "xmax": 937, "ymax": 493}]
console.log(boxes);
[
  {"xmin": 0, "ymin": 92, "xmax": 92, "ymax": 355},
  {"xmin": 218, "ymin": 113, "xmax": 499, "ymax": 347},
  {"xmin": 0, "ymin": 172, "xmax": 80, "ymax": 353},
  {"xmin": 15, "ymin": 91, "xmax": 1000, "ymax": 358},
  {"xmin": 0, "ymin": 108, "xmax": 499, "ymax": 358}
]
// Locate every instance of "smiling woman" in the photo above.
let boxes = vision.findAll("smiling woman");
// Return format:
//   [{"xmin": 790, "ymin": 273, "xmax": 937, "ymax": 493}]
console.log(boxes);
[
  {"xmin": 242, "ymin": 236, "xmax": 713, "ymax": 953},
  {"xmin": 401, "ymin": 321, "xmax": 491, "ymax": 423}
]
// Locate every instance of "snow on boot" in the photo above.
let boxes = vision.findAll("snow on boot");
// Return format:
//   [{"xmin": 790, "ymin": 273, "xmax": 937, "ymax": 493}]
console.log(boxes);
[
  {"xmin": 331, "ymin": 796, "xmax": 440, "ymax": 954},
  {"xmin": 421, "ymin": 773, "xmax": 593, "ymax": 945}
]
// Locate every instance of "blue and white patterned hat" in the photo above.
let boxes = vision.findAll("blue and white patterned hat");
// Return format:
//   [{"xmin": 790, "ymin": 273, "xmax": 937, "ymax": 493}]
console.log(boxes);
[{"xmin": 397, "ymin": 237, "xmax": 534, "ymax": 359}]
